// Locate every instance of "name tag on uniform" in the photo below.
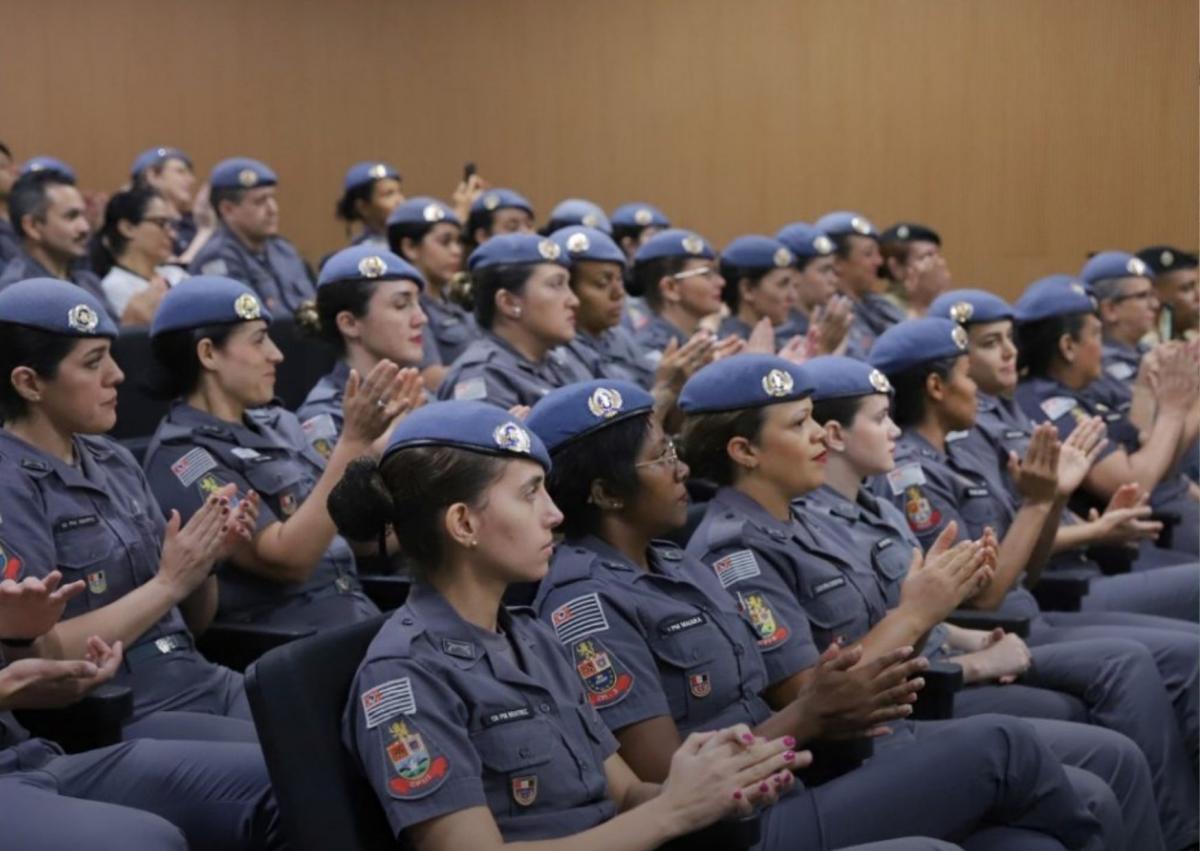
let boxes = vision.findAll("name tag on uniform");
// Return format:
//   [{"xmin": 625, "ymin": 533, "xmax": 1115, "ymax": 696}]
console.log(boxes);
[
  {"xmin": 1003, "ymin": 429, "xmax": 1026, "ymax": 440},
  {"xmin": 873, "ymin": 539, "xmax": 894, "ymax": 553},
  {"xmin": 1040, "ymin": 396, "xmax": 1077, "ymax": 421},
  {"xmin": 300, "ymin": 414, "xmax": 337, "ymax": 440},
  {"xmin": 965, "ymin": 487, "xmax": 990, "ymax": 498},
  {"xmin": 54, "ymin": 515, "xmax": 99, "ymax": 533},
  {"xmin": 1106, "ymin": 362, "xmax": 1135, "ymax": 381},
  {"xmin": 814, "ymin": 576, "xmax": 847, "ymax": 595},
  {"xmin": 482, "ymin": 706, "xmax": 532, "ymax": 727},
  {"xmin": 945, "ymin": 430, "xmax": 969, "ymax": 443},
  {"xmin": 887, "ymin": 462, "xmax": 927, "ymax": 496},
  {"xmin": 441, "ymin": 638, "xmax": 475, "ymax": 659},
  {"xmin": 658, "ymin": 613, "xmax": 707, "ymax": 636},
  {"xmin": 231, "ymin": 447, "xmax": 264, "ymax": 461},
  {"xmin": 453, "ymin": 377, "xmax": 487, "ymax": 401}
]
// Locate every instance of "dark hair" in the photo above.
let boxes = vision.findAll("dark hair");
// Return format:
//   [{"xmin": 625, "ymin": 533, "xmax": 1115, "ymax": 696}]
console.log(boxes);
[
  {"xmin": 719, "ymin": 263, "xmax": 769, "ymax": 313},
  {"xmin": 328, "ymin": 448, "xmax": 507, "ymax": 578},
  {"xmin": 1016, "ymin": 313, "xmax": 1090, "ymax": 378},
  {"xmin": 631, "ymin": 255, "xmax": 689, "ymax": 306},
  {"xmin": 294, "ymin": 278, "xmax": 377, "ymax": 351},
  {"xmin": 387, "ymin": 218, "xmax": 439, "ymax": 260},
  {"xmin": 679, "ymin": 407, "xmax": 767, "ymax": 486},
  {"xmin": 8, "ymin": 171, "xmax": 72, "ymax": 241},
  {"xmin": 611, "ymin": 223, "xmax": 644, "ymax": 250},
  {"xmin": 546, "ymin": 414, "xmax": 652, "ymax": 539},
  {"xmin": 0, "ymin": 141, "xmax": 11, "ymax": 160},
  {"xmin": 878, "ymin": 239, "xmax": 911, "ymax": 282},
  {"xmin": 92, "ymin": 187, "xmax": 164, "ymax": 277},
  {"xmin": 811, "ymin": 395, "xmax": 867, "ymax": 430},
  {"xmin": 210, "ymin": 186, "xmax": 248, "ymax": 221},
  {"xmin": 146, "ymin": 324, "xmax": 239, "ymax": 399},
  {"xmin": 464, "ymin": 208, "xmax": 496, "ymax": 254},
  {"xmin": 888, "ymin": 356, "xmax": 959, "ymax": 428},
  {"xmin": 335, "ymin": 181, "xmax": 376, "ymax": 224},
  {"xmin": 0, "ymin": 323, "xmax": 79, "ymax": 422},
  {"xmin": 471, "ymin": 263, "xmax": 538, "ymax": 329},
  {"xmin": 829, "ymin": 232, "xmax": 877, "ymax": 260}
]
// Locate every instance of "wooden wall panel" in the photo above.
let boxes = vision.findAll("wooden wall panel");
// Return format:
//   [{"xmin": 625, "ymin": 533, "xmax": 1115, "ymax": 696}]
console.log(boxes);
[{"xmin": 3, "ymin": 0, "xmax": 1195, "ymax": 299}]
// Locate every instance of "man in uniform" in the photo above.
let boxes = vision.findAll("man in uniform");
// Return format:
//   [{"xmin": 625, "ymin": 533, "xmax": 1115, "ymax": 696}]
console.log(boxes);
[{"xmin": 0, "ymin": 141, "xmax": 20, "ymax": 274}]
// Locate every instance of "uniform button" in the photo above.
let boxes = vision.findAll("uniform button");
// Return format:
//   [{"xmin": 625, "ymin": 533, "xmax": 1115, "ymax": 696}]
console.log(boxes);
[
  {"xmin": 401, "ymin": 617, "xmax": 414, "ymax": 626},
  {"xmin": 539, "ymin": 702, "xmax": 551, "ymax": 713},
  {"xmin": 742, "ymin": 687, "xmax": 754, "ymax": 698},
  {"xmin": 733, "ymin": 644, "xmax": 745, "ymax": 656},
  {"xmin": 519, "ymin": 746, "xmax": 531, "ymax": 758},
  {"xmin": 691, "ymin": 649, "xmax": 701, "ymax": 660}
]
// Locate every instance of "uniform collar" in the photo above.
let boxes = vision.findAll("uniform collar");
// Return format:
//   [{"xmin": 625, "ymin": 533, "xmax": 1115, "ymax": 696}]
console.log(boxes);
[
  {"xmin": 0, "ymin": 430, "xmax": 111, "ymax": 494},
  {"xmin": 804, "ymin": 483, "xmax": 865, "ymax": 522},
  {"xmin": 572, "ymin": 534, "xmax": 688, "ymax": 582},
  {"xmin": 895, "ymin": 428, "xmax": 944, "ymax": 462},
  {"xmin": 713, "ymin": 486, "xmax": 798, "ymax": 540},
  {"xmin": 481, "ymin": 329, "xmax": 549, "ymax": 371},
  {"xmin": 167, "ymin": 401, "xmax": 280, "ymax": 450}
]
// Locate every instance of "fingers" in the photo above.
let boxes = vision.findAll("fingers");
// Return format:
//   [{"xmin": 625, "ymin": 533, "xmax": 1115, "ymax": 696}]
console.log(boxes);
[
  {"xmin": 507, "ymin": 405, "xmax": 530, "ymax": 420},
  {"xmin": 164, "ymin": 509, "xmax": 182, "ymax": 539},
  {"xmin": 49, "ymin": 579, "xmax": 87, "ymax": 605},
  {"xmin": 927, "ymin": 520, "xmax": 959, "ymax": 557},
  {"xmin": 820, "ymin": 642, "xmax": 863, "ymax": 673}
]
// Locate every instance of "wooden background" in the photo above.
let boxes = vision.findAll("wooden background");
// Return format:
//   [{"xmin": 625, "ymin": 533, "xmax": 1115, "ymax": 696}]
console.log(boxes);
[{"xmin": 4, "ymin": 0, "xmax": 1196, "ymax": 299}]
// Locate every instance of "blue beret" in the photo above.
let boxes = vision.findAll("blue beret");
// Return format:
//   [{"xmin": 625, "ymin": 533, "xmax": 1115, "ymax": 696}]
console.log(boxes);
[
  {"xmin": 1014, "ymin": 275, "xmax": 1096, "ymax": 323},
  {"xmin": 869, "ymin": 318, "xmax": 968, "ymax": 376},
  {"xmin": 318, "ymin": 246, "xmax": 425, "ymax": 290},
  {"xmin": 467, "ymin": 233, "xmax": 568, "ymax": 272},
  {"xmin": 150, "ymin": 276, "xmax": 273, "ymax": 337},
  {"xmin": 19, "ymin": 156, "xmax": 76, "ymax": 183},
  {"xmin": 381, "ymin": 400, "xmax": 550, "ymax": 470},
  {"xmin": 806, "ymin": 356, "xmax": 893, "ymax": 401},
  {"xmin": 343, "ymin": 161, "xmax": 400, "ymax": 193},
  {"xmin": 470, "ymin": 188, "xmax": 533, "ymax": 217},
  {"xmin": 722, "ymin": 235, "xmax": 794, "ymax": 271},
  {"xmin": 387, "ymin": 196, "xmax": 461, "ymax": 230},
  {"xmin": 549, "ymin": 226, "xmax": 625, "ymax": 266},
  {"xmin": 527, "ymin": 379, "xmax": 654, "ymax": 453},
  {"xmin": 1137, "ymin": 245, "xmax": 1197, "ymax": 274},
  {"xmin": 814, "ymin": 211, "xmax": 877, "ymax": 238},
  {"xmin": 611, "ymin": 202, "xmax": 670, "ymax": 230},
  {"xmin": 929, "ymin": 288, "xmax": 1013, "ymax": 325},
  {"xmin": 0, "ymin": 278, "xmax": 117, "ymax": 338},
  {"xmin": 131, "ymin": 147, "xmax": 191, "ymax": 178},
  {"xmin": 679, "ymin": 355, "xmax": 814, "ymax": 414},
  {"xmin": 775, "ymin": 223, "xmax": 836, "ymax": 260},
  {"xmin": 547, "ymin": 199, "xmax": 612, "ymax": 235},
  {"xmin": 633, "ymin": 228, "xmax": 716, "ymax": 265},
  {"xmin": 879, "ymin": 222, "xmax": 941, "ymax": 245},
  {"xmin": 1080, "ymin": 251, "xmax": 1150, "ymax": 286},
  {"xmin": 210, "ymin": 158, "xmax": 277, "ymax": 191}
]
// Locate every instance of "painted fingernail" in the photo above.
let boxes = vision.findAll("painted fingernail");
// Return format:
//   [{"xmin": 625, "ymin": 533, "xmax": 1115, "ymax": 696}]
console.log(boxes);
[
  {"xmin": 773, "ymin": 775, "xmax": 783, "ymax": 785},
  {"xmin": 783, "ymin": 750, "xmax": 796, "ymax": 762},
  {"xmin": 741, "ymin": 733, "xmax": 755, "ymax": 744},
  {"xmin": 759, "ymin": 782, "xmax": 769, "ymax": 794},
  {"xmin": 782, "ymin": 736, "xmax": 796, "ymax": 748},
  {"xmin": 732, "ymin": 789, "xmax": 743, "ymax": 800}
]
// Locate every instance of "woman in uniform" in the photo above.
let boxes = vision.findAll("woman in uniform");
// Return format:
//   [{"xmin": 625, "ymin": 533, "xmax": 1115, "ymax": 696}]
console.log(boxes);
[
  {"xmin": 143, "ymin": 275, "xmax": 404, "ymax": 628},
  {"xmin": 717, "ymin": 235, "xmax": 801, "ymax": 349},
  {"xmin": 524, "ymin": 376, "xmax": 1106, "ymax": 850},
  {"xmin": 335, "ymin": 160, "xmax": 404, "ymax": 249}
]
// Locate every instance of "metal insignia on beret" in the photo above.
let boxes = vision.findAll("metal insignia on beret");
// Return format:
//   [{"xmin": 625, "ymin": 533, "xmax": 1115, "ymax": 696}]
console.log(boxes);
[
  {"xmin": 1069, "ymin": 282, "xmax": 1087, "ymax": 296},
  {"xmin": 951, "ymin": 326, "xmax": 968, "ymax": 350},
  {"xmin": 234, "ymin": 293, "xmax": 262, "ymax": 320},
  {"xmin": 896, "ymin": 225, "xmax": 910, "ymax": 240},
  {"xmin": 155, "ymin": 147, "xmax": 168, "ymax": 157},
  {"xmin": 493, "ymin": 422, "xmax": 532, "ymax": 454},
  {"xmin": 237, "ymin": 168, "xmax": 258, "ymax": 188},
  {"xmin": 869, "ymin": 369, "xmax": 892, "ymax": 393},
  {"xmin": 1161, "ymin": 250, "xmax": 1174, "ymax": 268},
  {"xmin": 681, "ymin": 234, "xmax": 705, "ymax": 255},
  {"xmin": 566, "ymin": 232, "xmax": 591, "ymax": 254},
  {"xmin": 587, "ymin": 387, "xmax": 624, "ymax": 418},
  {"xmin": 813, "ymin": 235, "xmax": 834, "ymax": 254},
  {"xmin": 850, "ymin": 216, "xmax": 871, "ymax": 235},
  {"xmin": 773, "ymin": 247, "xmax": 793, "ymax": 268},
  {"xmin": 67, "ymin": 304, "xmax": 99, "ymax": 333},
  {"xmin": 761, "ymin": 368, "xmax": 795, "ymax": 398},
  {"xmin": 368, "ymin": 163, "xmax": 388, "ymax": 179},
  {"xmin": 634, "ymin": 208, "xmax": 653, "ymax": 226},
  {"xmin": 537, "ymin": 240, "xmax": 562, "ymax": 261},
  {"xmin": 28, "ymin": 162, "xmax": 46, "ymax": 172},
  {"xmin": 949, "ymin": 301, "xmax": 974, "ymax": 323},
  {"xmin": 581, "ymin": 212, "xmax": 598, "ymax": 228},
  {"xmin": 483, "ymin": 193, "xmax": 500, "ymax": 211},
  {"xmin": 1127, "ymin": 257, "xmax": 1147, "ymax": 276},
  {"xmin": 358, "ymin": 255, "xmax": 388, "ymax": 278},
  {"xmin": 422, "ymin": 203, "xmax": 446, "ymax": 223}
]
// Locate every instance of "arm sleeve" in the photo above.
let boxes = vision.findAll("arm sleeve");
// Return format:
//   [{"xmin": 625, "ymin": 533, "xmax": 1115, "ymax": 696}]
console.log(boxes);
[{"xmin": 145, "ymin": 445, "xmax": 277, "ymax": 530}]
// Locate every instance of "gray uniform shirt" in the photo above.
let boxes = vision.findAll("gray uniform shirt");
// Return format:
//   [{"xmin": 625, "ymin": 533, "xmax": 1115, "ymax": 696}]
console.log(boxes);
[{"xmin": 190, "ymin": 224, "xmax": 314, "ymax": 312}]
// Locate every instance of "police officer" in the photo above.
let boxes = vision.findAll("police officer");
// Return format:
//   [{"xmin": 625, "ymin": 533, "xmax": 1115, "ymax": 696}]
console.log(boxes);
[
  {"xmin": 130, "ymin": 146, "xmax": 209, "ymax": 260},
  {"xmin": 928, "ymin": 288, "xmax": 1198, "ymax": 613},
  {"xmin": 775, "ymin": 222, "xmax": 845, "ymax": 344},
  {"xmin": 464, "ymin": 187, "xmax": 534, "ymax": 253},
  {"xmin": 189, "ymin": 157, "xmax": 315, "ymax": 312},
  {"xmin": 542, "ymin": 198, "xmax": 612, "ymax": 235},
  {"xmin": 0, "ymin": 278, "xmax": 263, "ymax": 741},
  {"xmin": 1012, "ymin": 276, "xmax": 1200, "ymax": 556},
  {"xmin": 814, "ymin": 211, "xmax": 904, "ymax": 358},
  {"xmin": 436, "ymin": 233, "xmax": 594, "ymax": 409},
  {"xmin": 526, "ymin": 377, "xmax": 1110, "ymax": 850},
  {"xmin": 334, "ymin": 160, "xmax": 404, "ymax": 251},
  {"xmin": 878, "ymin": 223, "xmax": 951, "ymax": 319},
  {"xmin": 143, "ymin": 276, "xmax": 390, "ymax": 628},
  {"xmin": 0, "ymin": 575, "xmax": 284, "ymax": 849},
  {"xmin": 1078, "ymin": 252, "xmax": 1157, "ymax": 409},
  {"xmin": 18, "ymin": 156, "xmax": 77, "ymax": 182},
  {"xmin": 1139, "ymin": 245, "xmax": 1199, "ymax": 344},
  {"xmin": 717, "ymin": 235, "xmax": 801, "ymax": 349},
  {"xmin": 386, "ymin": 196, "xmax": 475, "ymax": 372},
  {"xmin": 611, "ymin": 202, "xmax": 670, "ymax": 265},
  {"xmin": 0, "ymin": 168, "xmax": 113, "ymax": 317},
  {"xmin": 330, "ymin": 400, "xmax": 802, "ymax": 849},
  {"xmin": 0, "ymin": 140, "xmax": 20, "ymax": 273}
]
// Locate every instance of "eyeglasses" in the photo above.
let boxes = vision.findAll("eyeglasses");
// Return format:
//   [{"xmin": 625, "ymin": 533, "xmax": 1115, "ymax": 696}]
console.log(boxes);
[
  {"xmin": 635, "ymin": 438, "xmax": 680, "ymax": 469},
  {"xmin": 1112, "ymin": 288, "xmax": 1155, "ymax": 304},
  {"xmin": 141, "ymin": 216, "xmax": 182, "ymax": 232},
  {"xmin": 671, "ymin": 266, "xmax": 720, "ymax": 282}
]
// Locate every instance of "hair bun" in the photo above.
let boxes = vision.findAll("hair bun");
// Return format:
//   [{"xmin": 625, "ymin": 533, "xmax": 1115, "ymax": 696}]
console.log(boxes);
[{"xmin": 328, "ymin": 456, "xmax": 394, "ymax": 541}]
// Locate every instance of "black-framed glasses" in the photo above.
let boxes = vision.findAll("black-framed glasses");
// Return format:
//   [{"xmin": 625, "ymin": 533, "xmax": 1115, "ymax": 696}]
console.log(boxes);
[{"xmin": 142, "ymin": 216, "xmax": 182, "ymax": 232}]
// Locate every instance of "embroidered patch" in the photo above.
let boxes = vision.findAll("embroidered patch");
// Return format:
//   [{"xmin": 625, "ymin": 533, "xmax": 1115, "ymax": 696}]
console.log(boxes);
[
  {"xmin": 944, "ymin": 430, "xmax": 969, "ymax": 443},
  {"xmin": 0, "ymin": 539, "xmax": 22, "ymax": 581},
  {"xmin": 1040, "ymin": 396, "xmax": 1077, "ymax": 422},
  {"xmin": 739, "ymin": 591, "xmax": 790, "ymax": 650},
  {"xmin": 441, "ymin": 638, "xmax": 475, "ymax": 659},
  {"xmin": 200, "ymin": 259, "xmax": 229, "ymax": 277},
  {"xmin": 813, "ymin": 576, "xmax": 847, "ymax": 595},
  {"xmin": 965, "ymin": 487, "xmax": 990, "ymax": 498},
  {"xmin": 1003, "ymin": 429, "xmax": 1027, "ymax": 440},
  {"xmin": 170, "ymin": 447, "xmax": 218, "ymax": 487},
  {"xmin": 54, "ymin": 515, "xmax": 99, "ymax": 533},
  {"xmin": 231, "ymin": 447, "xmax": 264, "ymax": 460},
  {"xmin": 572, "ymin": 637, "xmax": 634, "ymax": 708},
  {"xmin": 362, "ymin": 677, "xmax": 417, "ymax": 729},
  {"xmin": 658, "ymin": 613, "xmax": 707, "ymax": 636},
  {"xmin": 482, "ymin": 706, "xmax": 532, "ymax": 727},
  {"xmin": 301, "ymin": 414, "xmax": 338, "ymax": 440},
  {"xmin": 904, "ymin": 485, "xmax": 941, "ymax": 533},
  {"xmin": 873, "ymin": 538, "xmax": 894, "ymax": 553},
  {"xmin": 712, "ymin": 550, "xmax": 762, "ymax": 588},
  {"xmin": 886, "ymin": 462, "xmax": 927, "ymax": 496},
  {"xmin": 512, "ymin": 775, "xmax": 538, "ymax": 806},
  {"xmin": 86, "ymin": 570, "xmax": 107, "ymax": 595},
  {"xmin": 384, "ymin": 719, "xmax": 449, "ymax": 799},
  {"xmin": 689, "ymin": 672, "xmax": 712, "ymax": 698},
  {"xmin": 453, "ymin": 377, "xmax": 488, "ymax": 401},
  {"xmin": 279, "ymin": 492, "xmax": 298, "ymax": 517},
  {"xmin": 312, "ymin": 438, "xmax": 333, "ymax": 459},
  {"xmin": 1106, "ymin": 362, "xmax": 1135, "ymax": 381},
  {"xmin": 551, "ymin": 593, "xmax": 610, "ymax": 644}
]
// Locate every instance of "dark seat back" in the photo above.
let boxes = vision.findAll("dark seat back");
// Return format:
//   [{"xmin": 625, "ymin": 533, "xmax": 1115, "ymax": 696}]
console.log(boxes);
[{"xmin": 246, "ymin": 615, "xmax": 394, "ymax": 851}]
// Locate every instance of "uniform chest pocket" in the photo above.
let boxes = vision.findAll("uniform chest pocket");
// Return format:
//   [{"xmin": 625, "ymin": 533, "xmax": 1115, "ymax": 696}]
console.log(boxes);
[
  {"xmin": 801, "ymin": 575, "xmax": 862, "ymax": 636},
  {"xmin": 958, "ymin": 490, "xmax": 999, "ymax": 538},
  {"xmin": 243, "ymin": 459, "xmax": 305, "ymax": 498},
  {"xmin": 473, "ymin": 718, "xmax": 559, "ymax": 817},
  {"xmin": 434, "ymin": 315, "xmax": 473, "ymax": 345},
  {"xmin": 54, "ymin": 523, "xmax": 124, "ymax": 609},
  {"xmin": 869, "ymin": 539, "xmax": 910, "ymax": 607}
]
